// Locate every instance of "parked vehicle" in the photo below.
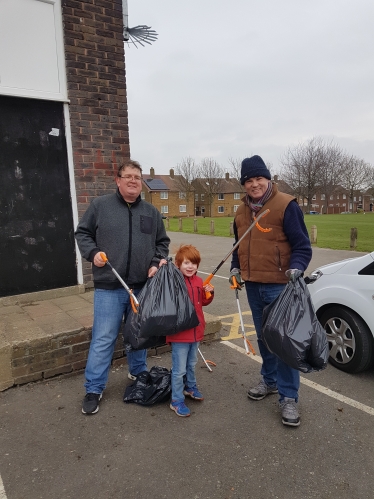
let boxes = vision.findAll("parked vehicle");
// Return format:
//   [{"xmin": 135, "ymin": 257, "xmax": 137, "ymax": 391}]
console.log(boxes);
[
  {"xmin": 308, "ymin": 211, "xmax": 320, "ymax": 215},
  {"xmin": 306, "ymin": 252, "xmax": 374, "ymax": 373}
]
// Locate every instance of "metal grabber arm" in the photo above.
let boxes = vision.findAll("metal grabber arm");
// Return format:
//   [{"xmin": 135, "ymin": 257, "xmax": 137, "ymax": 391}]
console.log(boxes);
[
  {"xmin": 231, "ymin": 276, "xmax": 256, "ymax": 356},
  {"xmin": 100, "ymin": 252, "xmax": 139, "ymax": 313}
]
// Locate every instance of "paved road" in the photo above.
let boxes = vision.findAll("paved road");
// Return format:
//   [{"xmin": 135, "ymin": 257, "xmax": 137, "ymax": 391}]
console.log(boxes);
[{"xmin": 0, "ymin": 233, "xmax": 373, "ymax": 499}]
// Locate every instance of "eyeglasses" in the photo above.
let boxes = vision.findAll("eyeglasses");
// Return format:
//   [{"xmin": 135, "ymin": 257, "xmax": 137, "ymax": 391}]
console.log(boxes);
[{"xmin": 119, "ymin": 174, "xmax": 142, "ymax": 181}]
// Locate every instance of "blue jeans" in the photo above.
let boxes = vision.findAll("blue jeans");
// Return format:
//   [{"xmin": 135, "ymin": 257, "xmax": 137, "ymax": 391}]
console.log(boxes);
[
  {"xmin": 245, "ymin": 281, "xmax": 300, "ymax": 401},
  {"xmin": 171, "ymin": 342, "xmax": 199, "ymax": 403},
  {"xmin": 84, "ymin": 288, "xmax": 147, "ymax": 394}
]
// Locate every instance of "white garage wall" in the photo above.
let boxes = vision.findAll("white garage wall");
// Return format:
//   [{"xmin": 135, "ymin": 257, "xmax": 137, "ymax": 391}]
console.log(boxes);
[{"xmin": 0, "ymin": 0, "xmax": 67, "ymax": 101}]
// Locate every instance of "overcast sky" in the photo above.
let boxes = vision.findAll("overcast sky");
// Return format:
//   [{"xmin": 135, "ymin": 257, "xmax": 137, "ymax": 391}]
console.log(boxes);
[{"xmin": 124, "ymin": 0, "xmax": 374, "ymax": 176}]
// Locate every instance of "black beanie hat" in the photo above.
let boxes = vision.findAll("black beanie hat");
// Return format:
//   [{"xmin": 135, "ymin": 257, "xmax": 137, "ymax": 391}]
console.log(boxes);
[{"xmin": 240, "ymin": 155, "xmax": 271, "ymax": 185}]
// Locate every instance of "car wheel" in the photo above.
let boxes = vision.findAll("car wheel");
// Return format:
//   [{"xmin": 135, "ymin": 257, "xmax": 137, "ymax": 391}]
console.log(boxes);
[{"xmin": 320, "ymin": 307, "xmax": 373, "ymax": 373}]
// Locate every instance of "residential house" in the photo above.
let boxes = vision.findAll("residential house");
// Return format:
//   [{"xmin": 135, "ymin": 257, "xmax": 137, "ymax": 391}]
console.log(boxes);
[
  {"xmin": 141, "ymin": 168, "xmax": 195, "ymax": 217},
  {"xmin": 309, "ymin": 188, "xmax": 372, "ymax": 214},
  {"xmin": 193, "ymin": 173, "xmax": 244, "ymax": 217}
]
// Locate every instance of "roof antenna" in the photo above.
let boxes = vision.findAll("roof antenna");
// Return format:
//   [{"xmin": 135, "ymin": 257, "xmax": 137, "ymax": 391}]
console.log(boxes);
[{"xmin": 122, "ymin": 0, "xmax": 158, "ymax": 48}]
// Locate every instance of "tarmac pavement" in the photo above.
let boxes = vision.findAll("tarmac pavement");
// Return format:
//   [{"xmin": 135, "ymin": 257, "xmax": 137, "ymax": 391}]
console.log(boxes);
[{"xmin": 0, "ymin": 234, "xmax": 373, "ymax": 499}]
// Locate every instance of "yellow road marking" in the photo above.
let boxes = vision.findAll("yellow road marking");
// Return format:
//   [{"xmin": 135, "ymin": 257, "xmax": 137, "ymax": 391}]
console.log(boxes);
[{"xmin": 218, "ymin": 311, "xmax": 256, "ymax": 341}]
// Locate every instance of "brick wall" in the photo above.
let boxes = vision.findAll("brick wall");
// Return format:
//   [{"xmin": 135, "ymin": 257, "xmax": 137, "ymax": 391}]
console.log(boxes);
[{"xmin": 62, "ymin": 0, "xmax": 130, "ymax": 286}]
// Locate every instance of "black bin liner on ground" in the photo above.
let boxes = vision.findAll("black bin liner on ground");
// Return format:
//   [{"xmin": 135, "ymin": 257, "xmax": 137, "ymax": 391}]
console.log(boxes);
[{"xmin": 123, "ymin": 366, "xmax": 171, "ymax": 405}]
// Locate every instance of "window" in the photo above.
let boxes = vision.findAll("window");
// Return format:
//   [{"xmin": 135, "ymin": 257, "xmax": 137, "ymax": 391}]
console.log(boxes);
[
  {"xmin": 218, "ymin": 206, "xmax": 224, "ymax": 213},
  {"xmin": 201, "ymin": 206, "xmax": 205, "ymax": 214},
  {"xmin": 234, "ymin": 193, "xmax": 241, "ymax": 200},
  {"xmin": 330, "ymin": 195, "xmax": 333, "ymax": 200},
  {"xmin": 312, "ymin": 194, "xmax": 316, "ymax": 200},
  {"xmin": 321, "ymin": 194, "xmax": 325, "ymax": 200},
  {"xmin": 234, "ymin": 205, "xmax": 239, "ymax": 212},
  {"xmin": 195, "ymin": 194, "xmax": 198, "ymax": 201},
  {"xmin": 201, "ymin": 194, "xmax": 204, "ymax": 201},
  {"xmin": 343, "ymin": 194, "xmax": 346, "ymax": 199},
  {"xmin": 140, "ymin": 191, "xmax": 145, "ymax": 200},
  {"xmin": 161, "ymin": 205, "xmax": 168, "ymax": 214},
  {"xmin": 179, "ymin": 192, "xmax": 186, "ymax": 199},
  {"xmin": 337, "ymin": 194, "xmax": 340, "ymax": 200},
  {"xmin": 179, "ymin": 205, "xmax": 186, "ymax": 213},
  {"xmin": 354, "ymin": 196, "xmax": 356, "ymax": 202},
  {"xmin": 218, "ymin": 193, "xmax": 224, "ymax": 200},
  {"xmin": 160, "ymin": 192, "xmax": 168, "ymax": 199},
  {"xmin": 359, "ymin": 196, "xmax": 362, "ymax": 201}
]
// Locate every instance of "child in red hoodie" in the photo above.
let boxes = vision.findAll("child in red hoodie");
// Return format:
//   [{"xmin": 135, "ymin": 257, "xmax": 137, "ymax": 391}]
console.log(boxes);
[{"xmin": 167, "ymin": 245, "xmax": 214, "ymax": 417}]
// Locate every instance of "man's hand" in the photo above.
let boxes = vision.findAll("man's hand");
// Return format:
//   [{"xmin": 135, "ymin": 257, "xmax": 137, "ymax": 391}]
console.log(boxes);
[
  {"xmin": 148, "ymin": 259, "xmax": 167, "ymax": 278},
  {"xmin": 229, "ymin": 269, "xmax": 244, "ymax": 289},
  {"xmin": 285, "ymin": 269, "xmax": 303, "ymax": 282},
  {"xmin": 148, "ymin": 266, "xmax": 158, "ymax": 278},
  {"xmin": 93, "ymin": 252, "xmax": 106, "ymax": 267}
]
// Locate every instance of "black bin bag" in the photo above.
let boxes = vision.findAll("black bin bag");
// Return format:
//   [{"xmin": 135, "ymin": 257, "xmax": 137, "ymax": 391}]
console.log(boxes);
[
  {"xmin": 262, "ymin": 274, "xmax": 329, "ymax": 373},
  {"xmin": 123, "ymin": 366, "xmax": 171, "ymax": 405},
  {"xmin": 123, "ymin": 259, "xmax": 199, "ymax": 350}
]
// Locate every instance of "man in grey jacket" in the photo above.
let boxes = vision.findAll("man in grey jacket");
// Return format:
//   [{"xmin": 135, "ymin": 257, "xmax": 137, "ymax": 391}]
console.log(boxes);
[{"xmin": 75, "ymin": 160, "xmax": 170, "ymax": 415}]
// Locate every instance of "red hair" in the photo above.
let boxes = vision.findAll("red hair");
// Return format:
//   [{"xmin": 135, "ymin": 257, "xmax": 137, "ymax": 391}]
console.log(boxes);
[{"xmin": 174, "ymin": 244, "xmax": 201, "ymax": 268}]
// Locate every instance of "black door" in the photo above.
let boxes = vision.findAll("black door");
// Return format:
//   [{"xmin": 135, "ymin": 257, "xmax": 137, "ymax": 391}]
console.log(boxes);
[{"xmin": 0, "ymin": 95, "xmax": 77, "ymax": 297}]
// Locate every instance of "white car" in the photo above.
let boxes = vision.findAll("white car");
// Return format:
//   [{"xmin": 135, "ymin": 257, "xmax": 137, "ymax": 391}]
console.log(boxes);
[{"xmin": 306, "ymin": 251, "xmax": 374, "ymax": 373}]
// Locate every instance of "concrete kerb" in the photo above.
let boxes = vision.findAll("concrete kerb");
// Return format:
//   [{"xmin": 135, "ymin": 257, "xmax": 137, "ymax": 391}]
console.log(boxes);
[{"xmin": 0, "ymin": 289, "xmax": 222, "ymax": 392}]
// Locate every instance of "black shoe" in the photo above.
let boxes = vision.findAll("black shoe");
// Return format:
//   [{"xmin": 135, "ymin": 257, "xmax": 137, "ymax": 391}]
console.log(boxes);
[{"xmin": 82, "ymin": 393, "xmax": 102, "ymax": 415}]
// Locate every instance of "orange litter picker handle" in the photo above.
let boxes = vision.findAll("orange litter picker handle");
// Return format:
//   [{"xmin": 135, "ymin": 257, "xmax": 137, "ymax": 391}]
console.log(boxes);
[
  {"xmin": 203, "ymin": 209, "xmax": 270, "ymax": 292},
  {"xmin": 100, "ymin": 252, "xmax": 139, "ymax": 313}
]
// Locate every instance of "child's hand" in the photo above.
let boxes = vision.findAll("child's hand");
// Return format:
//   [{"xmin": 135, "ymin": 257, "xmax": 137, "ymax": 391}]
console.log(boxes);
[{"xmin": 203, "ymin": 283, "xmax": 214, "ymax": 293}]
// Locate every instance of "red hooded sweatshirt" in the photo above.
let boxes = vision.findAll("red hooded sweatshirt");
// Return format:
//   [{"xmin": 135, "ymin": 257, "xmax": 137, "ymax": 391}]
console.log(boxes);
[{"xmin": 166, "ymin": 273, "xmax": 214, "ymax": 343}]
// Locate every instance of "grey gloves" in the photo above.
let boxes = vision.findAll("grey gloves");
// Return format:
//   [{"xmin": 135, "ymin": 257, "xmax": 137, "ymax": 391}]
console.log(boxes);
[
  {"xmin": 285, "ymin": 269, "xmax": 303, "ymax": 282},
  {"xmin": 229, "ymin": 268, "xmax": 244, "ymax": 289}
]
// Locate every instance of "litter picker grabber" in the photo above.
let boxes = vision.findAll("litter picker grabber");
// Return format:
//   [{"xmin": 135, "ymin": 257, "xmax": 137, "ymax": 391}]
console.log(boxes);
[
  {"xmin": 198, "ymin": 347, "xmax": 216, "ymax": 372},
  {"xmin": 231, "ymin": 276, "xmax": 256, "ymax": 356},
  {"xmin": 203, "ymin": 209, "xmax": 270, "ymax": 296},
  {"xmin": 100, "ymin": 252, "xmax": 139, "ymax": 313}
]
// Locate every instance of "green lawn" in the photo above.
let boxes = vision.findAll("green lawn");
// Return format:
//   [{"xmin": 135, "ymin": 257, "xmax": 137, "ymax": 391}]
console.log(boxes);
[{"xmin": 165, "ymin": 213, "xmax": 374, "ymax": 253}]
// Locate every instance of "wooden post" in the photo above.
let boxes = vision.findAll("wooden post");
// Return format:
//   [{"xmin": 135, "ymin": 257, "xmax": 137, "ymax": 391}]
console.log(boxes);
[
  {"xmin": 310, "ymin": 225, "xmax": 317, "ymax": 244},
  {"xmin": 166, "ymin": 218, "xmax": 170, "ymax": 230},
  {"xmin": 178, "ymin": 218, "xmax": 183, "ymax": 231},
  {"xmin": 350, "ymin": 228, "xmax": 357, "ymax": 249},
  {"xmin": 194, "ymin": 219, "xmax": 198, "ymax": 233},
  {"xmin": 230, "ymin": 221, "xmax": 234, "ymax": 235},
  {"xmin": 210, "ymin": 219, "xmax": 214, "ymax": 234}
]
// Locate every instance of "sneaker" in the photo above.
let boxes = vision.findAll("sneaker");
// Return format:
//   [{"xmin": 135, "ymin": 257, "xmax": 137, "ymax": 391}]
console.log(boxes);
[
  {"xmin": 170, "ymin": 401, "xmax": 191, "ymax": 417},
  {"xmin": 280, "ymin": 397, "xmax": 300, "ymax": 427},
  {"xmin": 247, "ymin": 379, "xmax": 278, "ymax": 400},
  {"xmin": 82, "ymin": 393, "xmax": 102, "ymax": 415},
  {"xmin": 183, "ymin": 387, "xmax": 204, "ymax": 401},
  {"xmin": 127, "ymin": 373, "xmax": 137, "ymax": 381}
]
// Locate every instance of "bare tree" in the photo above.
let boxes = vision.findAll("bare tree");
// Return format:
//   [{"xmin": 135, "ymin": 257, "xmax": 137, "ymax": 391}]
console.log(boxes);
[
  {"xmin": 317, "ymin": 141, "xmax": 345, "ymax": 213},
  {"xmin": 195, "ymin": 158, "xmax": 225, "ymax": 217},
  {"xmin": 340, "ymin": 155, "xmax": 372, "ymax": 212},
  {"xmin": 228, "ymin": 157, "xmax": 242, "ymax": 182},
  {"xmin": 174, "ymin": 157, "xmax": 199, "ymax": 215},
  {"xmin": 280, "ymin": 137, "xmax": 331, "ymax": 212}
]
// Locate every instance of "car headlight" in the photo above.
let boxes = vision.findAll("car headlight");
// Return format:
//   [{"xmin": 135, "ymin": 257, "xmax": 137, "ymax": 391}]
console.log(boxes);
[{"xmin": 305, "ymin": 270, "xmax": 323, "ymax": 284}]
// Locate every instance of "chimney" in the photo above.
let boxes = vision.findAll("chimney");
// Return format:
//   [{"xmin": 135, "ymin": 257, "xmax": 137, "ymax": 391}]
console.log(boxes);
[
  {"xmin": 273, "ymin": 174, "xmax": 279, "ymax": 182},
  {"xmin": 150, "ymin": 167, "xmax": 155, "ymax": 178},
  {"xmin": 225, "ymin": 172, "xmax": 229, "ymax": 180},
  {"xmin": 170, "ymin": 168, "xmax": 174, "ymax": 179}
]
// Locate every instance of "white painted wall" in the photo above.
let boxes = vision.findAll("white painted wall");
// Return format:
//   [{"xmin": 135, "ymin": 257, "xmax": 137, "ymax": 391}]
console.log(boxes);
[{"xmin": 0, "ymin": 0, "xmax": 67, "ymax": 101}]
